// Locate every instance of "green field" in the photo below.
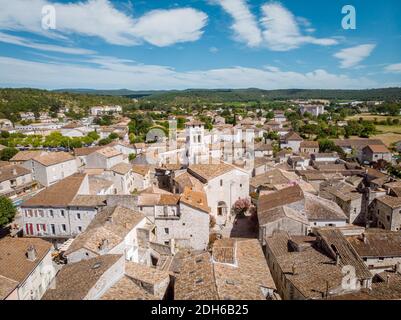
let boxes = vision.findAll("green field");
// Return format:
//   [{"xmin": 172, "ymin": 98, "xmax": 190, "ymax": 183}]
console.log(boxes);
[
  {"xmin": 346, "ymin": 113, "xmax": 401, "ymax": 121},
  {"xmin": 376, "ymin": 125, "xmax": 401, "ymax": 134}
]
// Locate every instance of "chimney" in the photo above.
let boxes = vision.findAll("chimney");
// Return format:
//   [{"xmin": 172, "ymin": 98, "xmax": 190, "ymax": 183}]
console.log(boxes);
[
  {"xmin": 335, "ymin": 253, "xmax": 341, "ymax": 266},
  {"xmin": 292, "ymin": 264, "xmax": 297, "ymax": 275},
  {"xmin": 26, "ymin": 245, "xmax": 37, "ymax": 261},
  {"xmin": 361, "ymin": 233, "xmax": 368, "ymax": 244},
  {"xmin": 99, "ymin": 239, "xmax": 109, "ymax": 251},
  {"xmin": 396, "ymin": 262, "xmax": 401, "ymax": 275}
]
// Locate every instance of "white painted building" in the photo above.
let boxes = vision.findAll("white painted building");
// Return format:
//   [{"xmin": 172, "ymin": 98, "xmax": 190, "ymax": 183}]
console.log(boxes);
[
  {"xmin": 22, "ymin": 152, "xmax": 78, "ymax": 187},
  {"xmin": 90, "ymin": 105, "xmax": 122, "ymax": 116},
  {"xmin": 138, "ymin": 188, "xmax": 210, "ymax": 251},
  {"xmin": 21, "ymin": 174, "xmax": 105, "ymax": 239},
  {"xmin": 187, "ymin": 163, "xmax": 250, "ymax": 226},
  {"xmin": 0, "ymin": 237, "xmax": 56, "ymax": 300},
  {"xmin": 86, "ymin": 147, "xmax": 126, "ymax": 170}
]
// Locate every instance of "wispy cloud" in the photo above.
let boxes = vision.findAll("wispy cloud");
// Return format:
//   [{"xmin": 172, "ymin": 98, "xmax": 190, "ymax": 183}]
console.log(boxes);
[
  {"xmin": 0, "ymin": 55, "xmax": 379, "ymax": 90},
  {"xmin": 334, "ymin": 44, "xmax": 376, "ymax": 68},
  {"xmin": 385, "ymin": 62, "xmax": 401, "ymax": 74},
  {"xmin": 209, "ymin": 47, "xmax": 219, "ymax": 53},
  {"xmin": 214, "ymin": 0, "xmax": 263, "ymax": 47},
  {"xmin": 214, "ymin": 1, "xmax": 337, "ymax": 51},
  {"xmin": 0, "ymin": 32, "xmax": 96, "ymax": 55},
  {"xmin": 260, "ymin": 2, "xmax": 338, "ymax": 51},
  {"xmin": 0, "ymin": 0, "xmax": 208, "ymax": 47}
]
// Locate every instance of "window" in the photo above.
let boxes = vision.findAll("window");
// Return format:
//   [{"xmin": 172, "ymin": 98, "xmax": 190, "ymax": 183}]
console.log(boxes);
[
  {"xmin": 78, "ymin": 226, "xmax": 82, "ymax": 232},
  {"xmin": 240, "ymin": 184, "xmax": 242, "ymax": 188},
  {"xmin": 50, "ymin": 224, "xmax": 55, "ymax": 235},
  {"xmin": 49, "ymin": 210, "xmax": 54, "ymax": 218},
  {"xmin": 220, "ymin": 180, "xmax": 223, "ymax": 187},
  {"xmin": 61, "ymin": 210, "xmax": 65, "ymax": 217},
  {"xmin": 164, "ymin": 228, "xmax": 169, "ymax": 234},
  {"xmin": 77, "ymin": 213, "xmax": 81, "ymax": 220},
  {"xmin": 61, "ymin": 224, "xmax": 67, "ymax": 232},
  {"xmin": 163, "ymin": 206, "xmax": 168, "ymax": 216}
]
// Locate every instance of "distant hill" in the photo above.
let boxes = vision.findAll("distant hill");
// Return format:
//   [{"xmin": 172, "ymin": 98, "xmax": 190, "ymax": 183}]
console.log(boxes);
[
  {"xmin": 53, "ymin": 88, "xmax": 162, "ymax": 98},
  {"xmin": 1, "ymin": 87, "xmax": 400, "ymax": 123},
  {"xmin": 143, "ymin": 88, "xmax": 401, "ymax": 102},
  {"xmin": 0, "ymin": 88, "xmax": 134, "ymax": 122},
  {"xmin": 55, "ymin": 87, "xmax": 401, "ymax": 102}
]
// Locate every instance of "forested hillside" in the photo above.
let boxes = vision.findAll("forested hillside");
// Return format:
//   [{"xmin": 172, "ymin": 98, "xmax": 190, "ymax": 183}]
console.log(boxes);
[{"xmin": 0, "ymin": 88, "xmax": 134, "ymax": 122}]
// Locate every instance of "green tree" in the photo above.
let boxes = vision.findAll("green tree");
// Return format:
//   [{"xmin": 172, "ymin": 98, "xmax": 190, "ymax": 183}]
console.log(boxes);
[
  {"xmin": 108, "ymin": 132, "xmax": 119, "ymax": 140},
  {"xmin": 0, "ymin": 147, "xmax": 19, "ymax": 161},
  {"xmin": 99, "ymin": 138, "xmax": 112, "ymax": 146},
  {"xmin": 87, "ymin": 131, "xmax": 100, "ymax": 141},
  {"xmin": 0, "ymin": 197, "xmax": 17, "ymax": 227}
]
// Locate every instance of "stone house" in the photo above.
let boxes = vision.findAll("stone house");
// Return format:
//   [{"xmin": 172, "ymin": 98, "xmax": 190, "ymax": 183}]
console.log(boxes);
[
  {"xmin": 0, "ymin": 237, "xmax": 56, "ymax": 300},
  {"xmin": 86, "ymin": 147, "xmax": 126, "ymax": 170},
  {"xmin": 265, "ymin": 229, "xmax": 371, "ymax": 300},
  {"xmin": 299, "ymin": 141, "xmax": 319, "ymax": 154},
  {"xmin": 42, "ymin": 255, "xmax": 170, "ymax": 300},
  {"xmin": 346, "ymin": 230, "xmax": 401, "ymax": 274},
  {"xmin": 280, "ymin": 131, "xmax": 304, "ymax": 153},
  {"xmin": 257, "ymin": 185, "xmax": 348, "ymax": 244},
  {"xmin": 361, "ymin": 145, "xmax": 392, "ymax": 163},
  {"xmin": 64, "ymin": 206, "xmax": 154, "ymax": 265},
  {"xmin": 369, "ymin": 195, "xmax": 401, "ymax": 231},
  {"xmin": 187, "ymin": 163, "xmax": 250, "ymax": 226},
  {"xmin": 173, "ymin": 239, "xmax": 277, "ymax": 300},
  {"xmin": 21, "ymin": 152, "xmax": 78, "ymax": 187},
  {"xmin": 0, "ymin": 164, "xmax": 36, "ymax": 198},
  {"xmin": 21, "ymin": 174, "xmax": 105, "ymax": 239},
  {"xmin": 105, "ymin": 162, "xmax": 135, "ymax": 194},
  {"xmin": 319, "ymin": 181, "xmax": 363, "ymax": 224},
  {"xmin": 131, "ymin": 165, "xmax": 152, "ymax": 191},
  {"xmin": 138, "ymin": 188, "xmax": 210, "ymax": 251}
]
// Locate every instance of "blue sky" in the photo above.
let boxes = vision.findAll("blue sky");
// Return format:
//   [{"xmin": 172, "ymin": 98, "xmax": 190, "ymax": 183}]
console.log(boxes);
[{"xmin": 0, "ymin": 0, "xmax": 400, "ymax": 90}]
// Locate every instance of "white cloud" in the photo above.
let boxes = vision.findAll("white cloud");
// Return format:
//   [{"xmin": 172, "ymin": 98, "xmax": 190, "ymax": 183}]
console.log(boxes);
[
  {"xmin": 260, "ymin": 2, "xmax": 338, "ymax": 51},
  {"xmin": 0, "ymin": 0, "xmax": 207, "ymax": 47},
  {"xmin": 131, "ymin": 8, "xmax": 208, "ymax": 47},
  {"xmin": 385, "ymin": 62, "xmax": 401, "ymax": 74},
  {"xmin": 0, "ymin": 32, "xmax": 96, "ymax": 55},
  {"xmin": 209, "ymin": 47, "xmax": 219, "ymax": 53},
  {"xmin": 214, "ymin": 0, "xmax": 263, "ymax": 47},
  {"xmin": 0, "ymin": 55, "xmax": 378, "ymax": 90},
  {"xmin": 334, "ymin": 44, "xmax": 376, "ymax": 68}
]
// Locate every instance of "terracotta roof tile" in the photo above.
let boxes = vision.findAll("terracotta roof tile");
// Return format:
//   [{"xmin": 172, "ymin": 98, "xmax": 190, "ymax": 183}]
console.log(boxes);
[
  {"xmin": 42, "ymin": 255, "xmax": 122, "ymax": 300},
  {"xmin": 0, "ymin": 237, "xmax": 53, "ymax": 283},
  {"xmin": 22, "ymin": 173, "xmax": 86, "ymax": 207}
]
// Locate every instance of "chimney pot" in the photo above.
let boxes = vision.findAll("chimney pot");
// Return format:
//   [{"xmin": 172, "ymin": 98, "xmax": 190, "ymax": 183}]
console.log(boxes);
[
  {"xmin": 362, "ymin": 233, "xmax": 367, "ymax": 244},
  {"xmin": 292, "ymin": 264, "xmax": 297, "ymax": 275},
  {"xmin": 26, "ymin": 245, "xmax": 37, "ymax": 261},
  {"xmin": 335, "ymin": 253, "xmax": 341, "ymax": 266},
  {"xmin": 396, "ymin": 262, "xmax": 401, "ymax": 275},
  {"xmin": 99, "ymin": 239, "xmax": 109, "ymax": 251}
]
